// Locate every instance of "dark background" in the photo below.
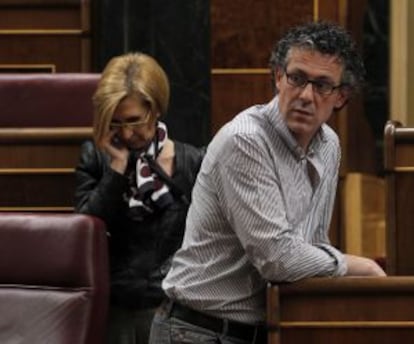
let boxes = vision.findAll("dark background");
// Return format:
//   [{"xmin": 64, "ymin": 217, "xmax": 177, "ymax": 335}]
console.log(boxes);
[{"xmin": 93, "ymin": 0, "xmax": 211, "ymax": 147}]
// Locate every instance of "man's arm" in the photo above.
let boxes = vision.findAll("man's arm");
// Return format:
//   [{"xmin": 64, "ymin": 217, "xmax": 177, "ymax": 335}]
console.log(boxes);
[{"xmin": 215, "ymin": 132, "xmax": 346, "ymax": 282}]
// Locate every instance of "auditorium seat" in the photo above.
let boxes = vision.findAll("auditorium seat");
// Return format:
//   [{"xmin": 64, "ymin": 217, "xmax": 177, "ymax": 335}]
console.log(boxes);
[
  {"xmin": 0, "ymin": 213, "xmax": 109, "ymax": 344},
  {"xmin": 0, "ymin": 73, "xmax": 100, "ymax": 212},
  {"xmin": 0, "ymin": 73, "xmax": 100, "ymax": 128}
]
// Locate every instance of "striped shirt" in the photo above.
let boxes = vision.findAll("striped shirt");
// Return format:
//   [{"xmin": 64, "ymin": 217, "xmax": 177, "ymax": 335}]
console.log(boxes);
[{"xmin": 163, "ymin": 96, "xmax": 347, "ymax": 324}]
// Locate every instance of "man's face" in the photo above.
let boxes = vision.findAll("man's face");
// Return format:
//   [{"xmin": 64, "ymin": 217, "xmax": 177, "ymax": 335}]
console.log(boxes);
[{"xmin": 275, "ymin": 47, "xmax": 348, "ymax": 149}]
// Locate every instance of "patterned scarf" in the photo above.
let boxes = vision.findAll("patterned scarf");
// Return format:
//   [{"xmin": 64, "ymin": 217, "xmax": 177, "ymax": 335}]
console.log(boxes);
[{"xmin": 125, "ymin": 121, "xmax": 174, "ymax": 220}]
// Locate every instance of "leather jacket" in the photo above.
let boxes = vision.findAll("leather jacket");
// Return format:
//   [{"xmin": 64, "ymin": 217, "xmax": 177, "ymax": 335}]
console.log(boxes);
[{"xmin": 74, "ymin": 140, "xmax": 204, "ymax": 309}]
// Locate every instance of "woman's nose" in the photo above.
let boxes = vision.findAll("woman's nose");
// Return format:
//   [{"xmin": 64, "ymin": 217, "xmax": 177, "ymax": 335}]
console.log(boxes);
[{"xmin": 119, "ymin": 126, "xmax": 134, "ymax": 140}]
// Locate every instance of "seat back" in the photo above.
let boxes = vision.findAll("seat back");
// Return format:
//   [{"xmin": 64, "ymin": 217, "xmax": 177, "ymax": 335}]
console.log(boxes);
[
  {"xmin": 0, "ymin": 73, "xmax": 99, "ymax": 127},
  {"xmin": 0, "ymin": 73, "xmax": 100, "ymax": 212},
  {"xmin": 0, "ymin": 213, "xmax": 109, "ymax": 344}
]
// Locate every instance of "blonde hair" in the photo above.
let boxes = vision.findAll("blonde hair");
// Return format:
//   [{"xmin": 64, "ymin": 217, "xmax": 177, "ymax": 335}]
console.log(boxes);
[{"xmin": 92, "ymin": 52, "xmax": 170, "ymax": 144}]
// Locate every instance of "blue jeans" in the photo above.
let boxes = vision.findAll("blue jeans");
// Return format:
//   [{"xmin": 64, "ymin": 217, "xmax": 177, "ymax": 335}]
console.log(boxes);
[
  {"xmin": 106, "ymin": 305, "xmax": 157, "ymax": 344},
  {"xmin": 149, "ymin": 302, "xmax": 266, "ymax": 344}
]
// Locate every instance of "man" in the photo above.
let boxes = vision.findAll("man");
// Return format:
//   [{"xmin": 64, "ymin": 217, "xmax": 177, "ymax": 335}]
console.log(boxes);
[{"xmin": 149, "ymin": 21, "xmax": 386, "ymax": 344}]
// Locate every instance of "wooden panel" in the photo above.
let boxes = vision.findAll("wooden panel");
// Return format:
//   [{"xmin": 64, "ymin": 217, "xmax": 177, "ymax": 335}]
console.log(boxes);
[
  {"xmin": 0, "ymin": 145, "xmax": 83, "ymax": 168},
  {"xmin": 339, "ymin": 96, "xmax": 378, "ymax": 174},
  {"xmin": 268, "ymin": 277, "xmax": 414, "ymax": 344},
  {"xmin": 0, "ymin": 0, "xmax": 91, "ymax": 72},
  {"xmin": 278, "ymin": 277, "xmax": 414, "ymax": 320},
  {"xmin": 384, "ymin": 120, "xmax": 414, "ymax": 275},
  {"xmin": 280, "ymin": 328, "xmax": 414, "ymax": 343},
  {"xmin": 394, "ymin": 144, "xmax": 414, "ymax": 168},
  {"xmin": 0, "ymin": 129, "xmax": 90, "ymax": 212},
  {"xmin": 211, "ymin": 72, "xmax": 273, "ymax": 133},
  {"xmin": 343, "ymin": 173, "xmax": 385, "ymax": 258},
  {"xmin": 0, "ymin": 8, "xmax": 81, "ymax": 29},
  {"xmin": 211, "ymin": 0, "xmax": 313, "ymax": 68},
  {"xmin": 329, "ymin": 177, "xmax": 342, "ymax": 249},
  {"xmin": 0, "ymin": 173, "xmax": 75, "ymax": 208},
  {"xmin": 316, "ymin": 0, "xmax": 343, "ymax": 22},
  {"xmin": 0, "ymin": 36, "xmax": 86, "ymax": 72},
  {"xmin": 392, "ymin": 174, "xmax": 414, "ymax": 273},
  {"xmin": 0, "ymin": 0, "xmax": 80, "ymax": 5}
]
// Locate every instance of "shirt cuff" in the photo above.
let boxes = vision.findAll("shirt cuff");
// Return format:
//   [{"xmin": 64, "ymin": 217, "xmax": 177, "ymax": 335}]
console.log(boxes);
[{"xmin": 316, "ymin": 243, "xmax": 347, "ymax": 277}]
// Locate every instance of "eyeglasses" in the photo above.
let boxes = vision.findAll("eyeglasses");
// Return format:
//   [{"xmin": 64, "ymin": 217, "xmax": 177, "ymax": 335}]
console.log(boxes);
[
  {"xmin": 109, "ymin": 110, "xmax": 151, "ymax": 131},
  {"xmin": 284, "ymin": 68, "xmax": 343, "ymax": 96}
]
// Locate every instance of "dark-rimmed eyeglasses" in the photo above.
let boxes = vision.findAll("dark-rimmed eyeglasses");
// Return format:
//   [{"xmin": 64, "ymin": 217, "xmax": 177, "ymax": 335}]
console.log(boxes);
[
  {"xmin": 109, "ymin": 109, "xmax": 151, "ymax": 131},
  {"xmin": 284, "ymin": 68, "xmax": 343, "ymax": 96}
]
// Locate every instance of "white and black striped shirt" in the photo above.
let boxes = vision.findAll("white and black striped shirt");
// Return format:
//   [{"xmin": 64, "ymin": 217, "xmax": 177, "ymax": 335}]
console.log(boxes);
[{"xmin": 163, "ymin": 96, "xmax": 347, "ymax": 324}]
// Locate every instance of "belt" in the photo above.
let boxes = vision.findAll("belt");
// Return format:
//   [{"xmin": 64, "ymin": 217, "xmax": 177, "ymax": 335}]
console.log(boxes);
[{"xmin": 169, "ymin": 301, "xmax": 266, "ymax": 343}]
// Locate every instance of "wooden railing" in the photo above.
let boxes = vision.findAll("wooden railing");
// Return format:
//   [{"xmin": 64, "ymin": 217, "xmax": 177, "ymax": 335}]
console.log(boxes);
[
  {"xmin": 267, "ymin": 276, "xmax": 414, "ymax": 344},
  {"xmin": 384, "ymin": 120, "xmax": 414, "ymax": 275}
]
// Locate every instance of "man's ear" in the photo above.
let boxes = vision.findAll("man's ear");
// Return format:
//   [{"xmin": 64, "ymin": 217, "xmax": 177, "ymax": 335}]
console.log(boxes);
[
  {"xmin": 334, "ymin": 87, "xmax": 351, "ymax": 111},
  {"xmin": 274, "ymin": 67, "xmax": 283, "ymax": 92}
]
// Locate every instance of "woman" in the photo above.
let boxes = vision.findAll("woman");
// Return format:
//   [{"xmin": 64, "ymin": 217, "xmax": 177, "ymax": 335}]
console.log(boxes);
[{"xmin": 74, "ymin": 52, "xmax": 204, "ymax": 344}]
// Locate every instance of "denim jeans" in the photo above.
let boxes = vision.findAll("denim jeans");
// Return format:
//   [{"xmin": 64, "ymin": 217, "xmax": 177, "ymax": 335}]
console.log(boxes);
[
  {"xmin": 106, "ymin": 305, "xmax": 157, "ymax": 344},
  {"xmin": 148, "ymin": 302, "xmax": 266, "ymax": 344}
]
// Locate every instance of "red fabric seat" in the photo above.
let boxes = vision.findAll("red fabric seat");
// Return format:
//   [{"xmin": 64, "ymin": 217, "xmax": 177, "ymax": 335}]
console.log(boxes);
[
  {"xmin": 0, "ymin": 73, "xmax": 100, "ymax": 127},
  {"xmin": 0, "ymin": 213, "xmax": 109, "ymax": 344}
]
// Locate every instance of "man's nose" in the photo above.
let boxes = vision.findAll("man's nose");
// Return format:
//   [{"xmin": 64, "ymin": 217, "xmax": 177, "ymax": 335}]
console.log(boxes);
[{"xmin": 298, "ymin": 82, "xmax": 315, "ymax": 101}]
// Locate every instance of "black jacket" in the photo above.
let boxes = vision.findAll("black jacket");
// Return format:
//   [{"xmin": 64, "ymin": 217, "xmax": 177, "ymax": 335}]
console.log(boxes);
[{"xmin": 74, "ymin": 140, "xmax": 204, "ymax": 308}]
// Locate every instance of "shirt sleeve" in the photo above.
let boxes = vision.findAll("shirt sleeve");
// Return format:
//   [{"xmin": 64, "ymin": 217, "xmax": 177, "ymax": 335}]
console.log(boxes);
[{"xmin": 215, "ymin": 132, "xmax": 346, "ymax": 282}]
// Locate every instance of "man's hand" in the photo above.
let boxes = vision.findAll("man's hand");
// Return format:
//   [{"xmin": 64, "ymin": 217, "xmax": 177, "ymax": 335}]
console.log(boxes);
[{"xmin": 344, "ymin": 254, "xmax": 387, "ymax": 277}]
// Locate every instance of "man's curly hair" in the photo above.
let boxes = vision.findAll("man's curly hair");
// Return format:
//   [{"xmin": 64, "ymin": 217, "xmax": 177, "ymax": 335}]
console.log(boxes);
[{"xmin": 269, "ymin": 21, "xmax": 366, "ymax": 92}]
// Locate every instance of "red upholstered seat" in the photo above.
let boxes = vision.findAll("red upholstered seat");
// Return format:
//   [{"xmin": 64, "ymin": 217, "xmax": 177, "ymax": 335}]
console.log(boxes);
[
  {"xmin": 0, "ymin": 213, "xmax": 109, "ymax": 344},
  {"xmin": 0, "ymin": 74, "xmax": 100, "ymax": 212},
  {"xmin": 0, "ymin": 73, "xmax": 100, "ymax": 127}
]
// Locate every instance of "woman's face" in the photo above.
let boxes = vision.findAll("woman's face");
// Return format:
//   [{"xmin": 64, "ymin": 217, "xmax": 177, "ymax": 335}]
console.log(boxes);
[{"xmin": 109, "ymin": 96, "xmax": 158, "ymax": 151}]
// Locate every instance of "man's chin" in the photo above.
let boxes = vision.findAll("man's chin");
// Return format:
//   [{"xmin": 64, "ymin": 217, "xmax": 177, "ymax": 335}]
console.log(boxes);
[
  {"xmin": 287, "ymin": 118, "xmax": 311, "ymax": 132},
  {"xmin": 287, "ymin": 121, "xmax": 315, "ymax": 138}
]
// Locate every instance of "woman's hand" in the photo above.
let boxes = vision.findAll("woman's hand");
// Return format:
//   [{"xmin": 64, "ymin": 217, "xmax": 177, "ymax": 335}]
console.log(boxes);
[{"xmin": 100, "ymin": 131, "xmax": 130, "ymax": 175}]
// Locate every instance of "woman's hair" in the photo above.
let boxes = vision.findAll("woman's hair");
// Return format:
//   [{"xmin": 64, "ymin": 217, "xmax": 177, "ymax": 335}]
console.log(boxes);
[
  {"xmin": 92, "ymin": 52, "xmax": 170, "ymax": 144},
  {"xmin": 269, "ymin": 21, "xmax": 366, "ymax": 92}
]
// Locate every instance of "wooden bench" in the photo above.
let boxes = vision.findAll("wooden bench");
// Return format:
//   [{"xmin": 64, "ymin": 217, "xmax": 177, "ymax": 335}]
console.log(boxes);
[
  {"xmin": 267, "ymin": 277, "xmax": 414, "ymax": 344},
  {"xmin": 384, "ymin": 120, "xmax": 414, "ymax": 275}
]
